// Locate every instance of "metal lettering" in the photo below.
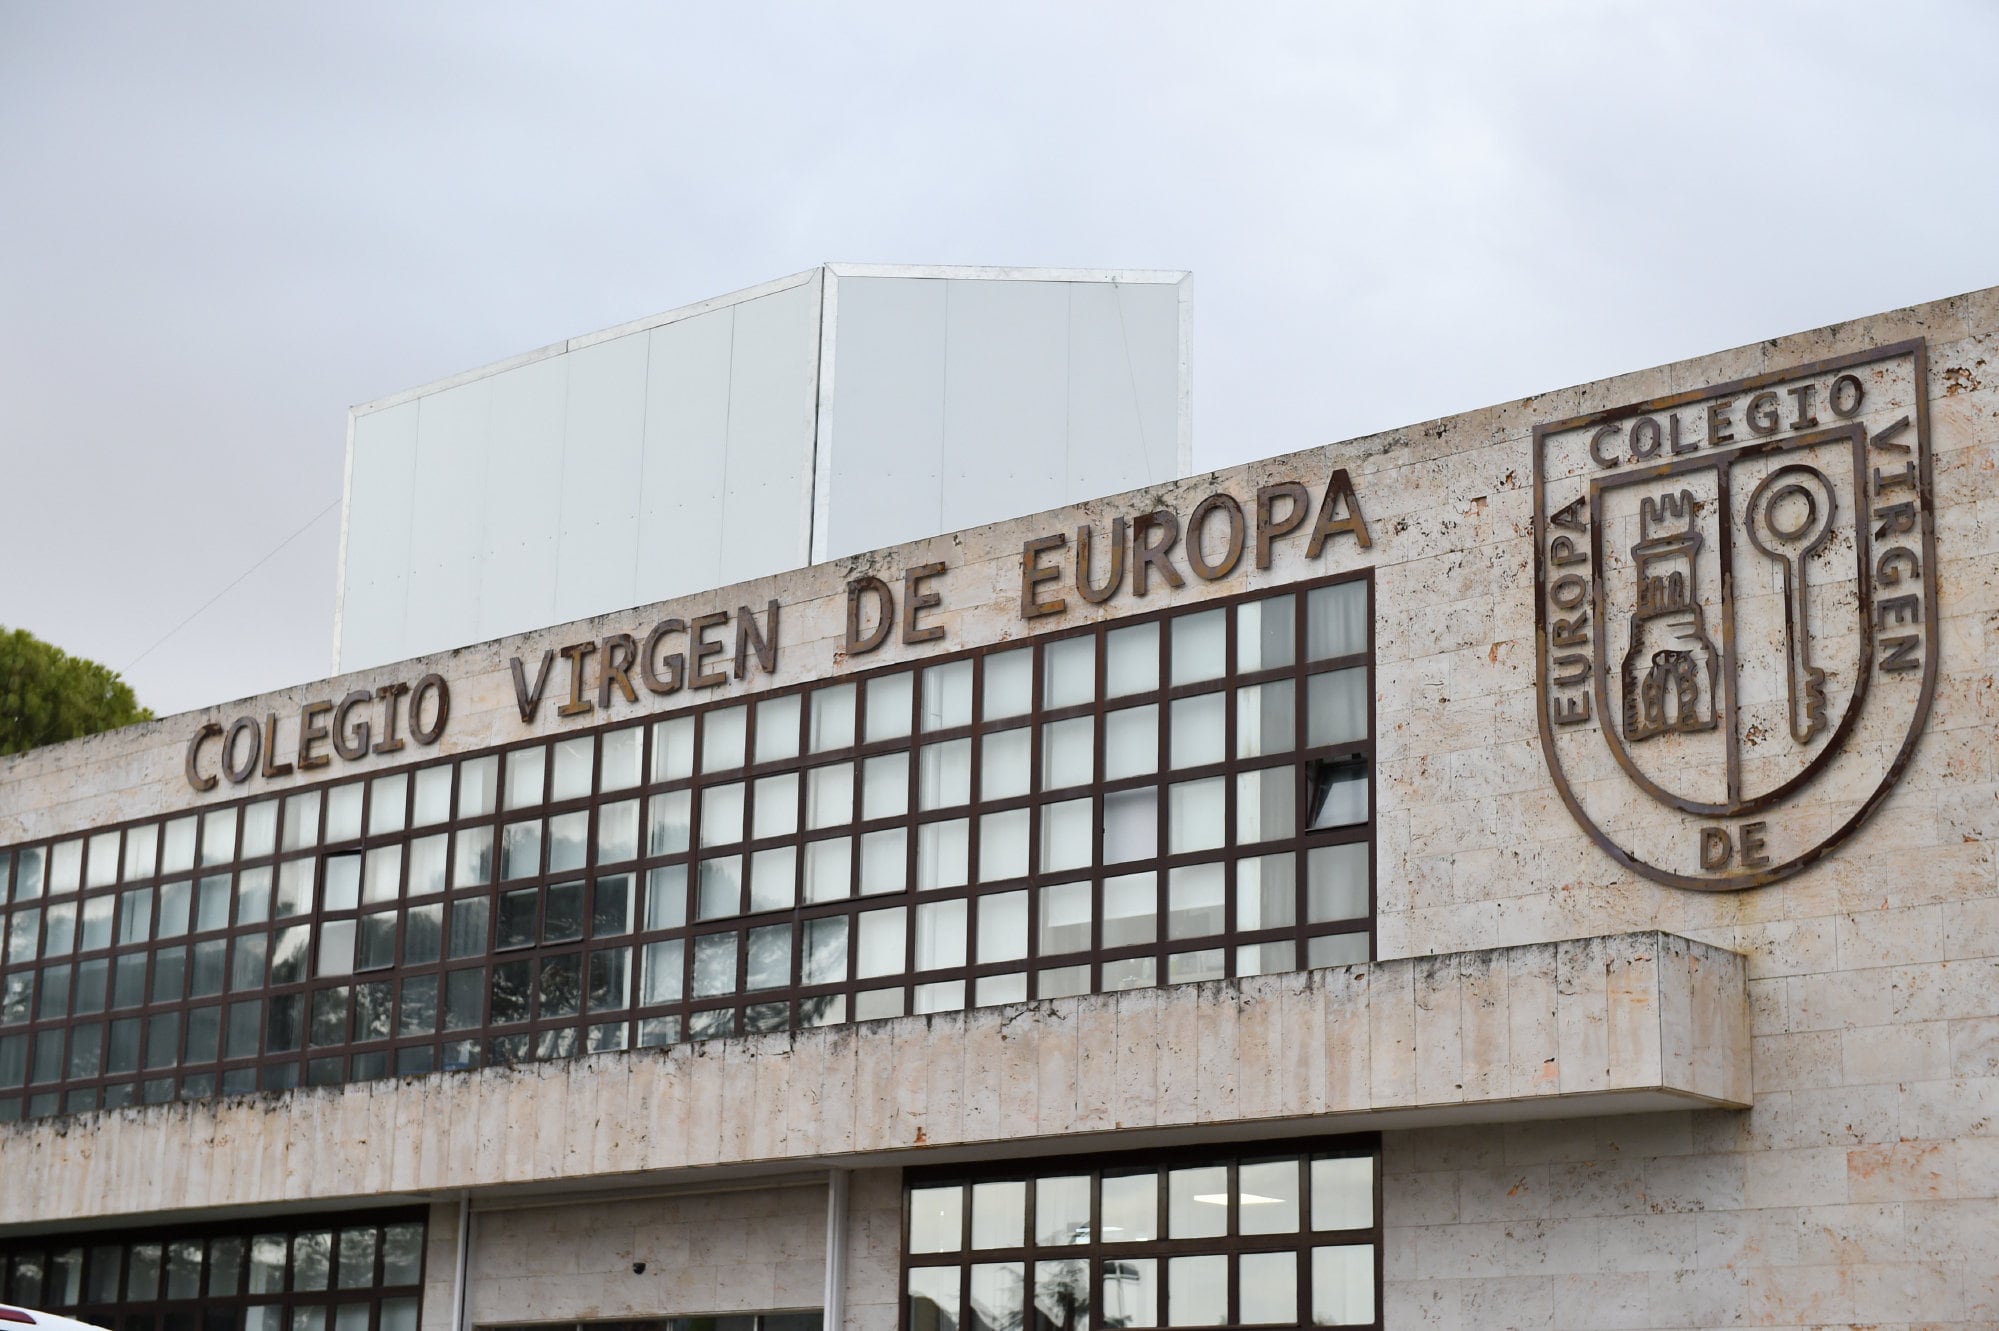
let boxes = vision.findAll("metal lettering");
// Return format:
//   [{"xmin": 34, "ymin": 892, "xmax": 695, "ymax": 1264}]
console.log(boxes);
[
  {"xmin": 598, "ymin": 635, "xmax": 639, "ymax": 709},
  {"xmin": 1589, "ymin": 424, "xmax": 1622, "ymax": 467},
  {"xmin": 899, "ymin": 568, "xmax": 945, "ymax": 645},
  {"xmin": 1745, "ymin": 392, "xmax": 1780, "ymax": 436},
  {"xmin": 510, "ymin": 650, "xmax": 557, "ymax": 722},
  {"xmin": 1830, "ymin": 373, "xmax": 1865, "ymax": 418},
  {"xmin": 1186, "ymin": 494, "xmax": 1245, "ymax": 580},
  {"xmin": 298, "ymin": 701, "xmax": 333, "ymax": 770},
  {"xmin": 1020, "ymin": 534, "xmax": 1068, "ymax": 618},
  {"xmin": 185, "ymin": 722, "xmax": 223, "ymax": 792},
  {"xmin": 846, "ymin": 576, "xmax": 894, "ymax": 653},
  {"xmin": 640, "ymin": 619, "xmax": 686, "ymax": 695},
  {"xmin": 372, "ymin": 682, "xmax": 410, "ymax": 753},
  {"xmin": 222, "ymin": 716, "xmax": 260, "ymax": 784},
  {"xmin": 689, "ymin": 612, "xmax": 730, "ymax": 689},
  {"xmin": 1075, "ymin": 519, "xmax": 1126, "ymax": 604},
  {"xmin": 1786, "ymin": 383, "xmax": 1819, "ymax": 430},
  {"xmin": 1132, "ymin": 510, "xmax": 1185, "ymax": 595},
  {"xmin": 1630, "ymin": 415, "xmax": 1664, "ymax": 457},
  {"xmin": 556, "ymin": 642, "xmax": 596, "ymax": 717},
  {"xmin": 736, "ymin": 601, "xmax": 781, "ymax": 675},
  {"xmin": 410, "ymin": 674, "xmax": 450, "ymax": 745},
  {"xmin": 1307, "ymin": 468, "xmax": 1372, "ymax": 555},
  {"xmin": 332, "ymin": 690, "xmax": 373, "ymax": 761},
  {"xmin": 259, "ymin": 712, "xmax": 293, "ymax": 779},
  {"xmin": 1253, "ymin": 483, "xmax": 1311, "ymax": 568}
]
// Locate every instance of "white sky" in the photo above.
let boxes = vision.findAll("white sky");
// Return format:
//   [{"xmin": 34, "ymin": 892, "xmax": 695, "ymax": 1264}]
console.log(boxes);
[{"xmin": 3, "ymin": 2, "xmax": 1995, "ymax": 720}]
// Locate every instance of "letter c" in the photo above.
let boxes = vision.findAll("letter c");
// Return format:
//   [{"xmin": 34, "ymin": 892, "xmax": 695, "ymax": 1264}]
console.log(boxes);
[
  {"xmin": 1589, "ymin": 424, "xmax": 1623, "ymax": 467},
  {"xmin": 185, "ymin": 722, "xmax": 223, "ymax": 791}
]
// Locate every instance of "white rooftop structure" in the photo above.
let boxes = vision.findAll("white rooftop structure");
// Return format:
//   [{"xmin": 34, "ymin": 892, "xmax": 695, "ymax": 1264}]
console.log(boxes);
[{"xmin": 333, "ymin": 263, "xmax": 1191, "ymax": 673}]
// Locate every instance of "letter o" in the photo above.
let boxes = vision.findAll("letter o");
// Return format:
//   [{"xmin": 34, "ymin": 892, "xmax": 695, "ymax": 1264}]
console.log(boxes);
[
  {"xmin": 1185, "ymin": 493, "xmax": 1245, "ymax": 581},
  {"xmin": 410, "ymin": 674, "xmax": 451, "ymax": 745},
  {"xmin": 1830, "ymin": 373, "xmax": 1865, "ymax": 418},
  {"xmin": 1629, "ymin": 416, "xmax": 1663, "ymax": 459},
  {"xmin": 222, "ymin": 716, "xmax": 261, "ymax": 784},
  {"xmin": 1551, "ymin": 574, "xmax": 1588, "ymax": 610}
]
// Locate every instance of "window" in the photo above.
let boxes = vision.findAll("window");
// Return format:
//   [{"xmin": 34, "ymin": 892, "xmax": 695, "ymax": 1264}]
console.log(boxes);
[
  {"xmin": 0, "ymin": 574, "xmax": 1372, "ymax": 1120},
  {"xmin": 903, "ymin": 1139, "xmax": 1380, "ymax": 1330}
]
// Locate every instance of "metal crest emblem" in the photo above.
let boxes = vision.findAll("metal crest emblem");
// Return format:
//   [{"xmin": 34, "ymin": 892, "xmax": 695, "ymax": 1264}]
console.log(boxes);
[{"xmin": 1533, "ymin": 341, "xmax": 1938, "ymax": 890}]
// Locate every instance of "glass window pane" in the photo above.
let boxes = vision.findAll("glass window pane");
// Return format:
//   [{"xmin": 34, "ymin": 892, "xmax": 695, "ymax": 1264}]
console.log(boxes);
[
  {"xmin": 1306, "ymin": 669, "xmax": 1367, "ymax": 747},
  {"xmin": 983, "ymin": 647, "xmax": 1033, "ymax": 721},
  {"xmin": 915, "ymin": 899, "xmax": 967, "ymax": 972},
  {"xmin": 856, "ymin": 907, "xmax": 906, "ymax": 978},
  {"xmin": 546, "ymin": 811, "xmax": 588, "ymax": 873},
  {"xmin": 544, "ymin": 881, "xmax": 585, "ymax": 943},
  {"xmin": 917, "ymin": 820, "xmax": 969, "ymax": 891},
  {"xmin": 1306, "ymin": 760, "xmax": 1368, "ymax": 830},
  {"xmin": 641, "ymin": 940, "xmax": 684, "ymax": 1005},
  {"xmin": 412, "ymin": 766, "xmax": 453, "ymax": 826},
  {"xmin": 362, "ymin": 846, "xmax": 401, "ymax": 904},
  {"xmin": 1038, "ymin": 881, "xmax": 1091, "ymax": 955},
  {"xmin": 1171, "ymin": 609, "xmax": 1227, "ymax": 686},
  {"xmin": 862, "ymin": 753, "xmax": 909, "ymax": 820},
  {"xmin": 810, "ymin": 684, "xmax": 856, "ymax": 753},
  {"xmin": 1033, "ymin": 1174, "xmax": 1091, "ymax": 1246},
  {"xmin": 700, "ymin": 783, "xmax": 747, "ymax": 848},
  {"xmin": 645, "ymin": 865, "xmax": 687, "ymax": 930},
  {"xmin": 368, "ymin": 774, "xmax": 408, "ymax": 835},
  {"xmin": 1311, "ymin": 1156, "xmax": 1374, "ymax": 1230},
  {"xmin": 866, "ymin": 673, "xmax": 913, "ymax": 742},
  {"xmin": 910, "ymin": 1185, "xmax": 965, "ymax": 1253},
  {"xmin": 1235, "ymin": 681, "xmax": 1295, "ymax": 759},
  {"xmin": 292, "ymin": 1232, "xmax": 331, "ymax": 1292},
  {"xmin": 199, "ymin": 810, "xmax": 236, "ymax": 866},
  {"xmin": 1170, "ymin": 693, "xmax": 1226, "ymax": 768},
  {"xmin": 704, "ymin": 705, "xmax": 748, "ymax": 772},
  {"xmin": 407, "ymin": 835, "xmax": 448, "ymax": 897},
  {"xmin": 1167, "ymin": 864, "xmax": 1225, "ymax": 940},
  {"xmin": 593, "ymin": 873, "xmax": 633, "ymax": 937},
  {"xmin": 1168, "ymin": 1165, "xmax": 1228, "ymax": 1238},
  {"xmin": 859, "ymin": 829, "xmax": 906, "ymax": 896},
  {"xmin": 806, "ymin": 762, "xmax": 855, "ymax": 830},
  {"xmin": 909, "ymin": 1267, "xmax": 960, "ymax": 1331},
  {"xmin": 1166, "ymin": 1254, "xmax": 1225, "ymax": 1327},
  {"xmin": 1167, "ymin": 779, "xmax": 1226, "ymax": 854},
  {"xmin": 754, "ymin": 693, "xmax": 803, "ymax": 763},
  {"xmin": 652, "ymin": 716, "xmax": 694, "ymax": 783},
  {"xmin": 1105, "ymin": 622, "xmax": 1160, "ymax": 697},
  {"xmin": 1102, "ymin": 873, "xmax": 1156, "ymax": 948},
  {"xmin": 1041, "ymin": 799, "xmax": 1092, "ymax": 875},
  {"xmin": 977, "ymin": 890, "xmax": 1027, "ymax": 964},
  {"xmin": 336, "ymin": 1228, "xmax": 376, "ymax": 1289},
  {"xmin": 981, "ymin": 727, "xmax": 1032, "ymax": 802},
  {"xmin": 1239, "ymin": 1159, "xmax": 1302, "ymax": 1234},
  {"xmin": 500, "ymin": 821, "xmax": 542, "ymax": 880},
  {"xmin": 601, "ymin": 726, "xmax": 643, "ymax": 793},
  {"xmin": 1102, "ymin": 1171, "xmax": 1158, "ymax": 1243},
  {"xmin": 969, "ymin": 1262, "xmax": 1023, "ymax": 1331},
  {"xmin": 801, "ymin": 916, "xmax": 848, "ymax": 986},
  {"xmin": 919, "ymin": 739, "xmax": 972, "ymax": 810},
  {"xmin": 967, "ymin": 1179, "xmax": 1025, "ymax": 1248},
  {"xmin": 552, "ymin": 735, "xmax": 594, "ymax": 801},
  {"xmin": 1238, "ymin": 852, "xmax": 1297, "ymax": 931},
  {"xmin": 1102, "ymin": 788, "xmax": 1156, "ymax": 865},
  {"xmin": 923, "ymin": 659, "xmax": 974, "ymax": 731},
  {"xmin": 692, "ymin": 932, "xmax": 737, "ymax": 997},
  {"xmin": 498, "ymin": 889, "xmax": 538, "ymax": 949},
  {"xmin": 1238, "ymin": 593, "xmax": 1295, "ymax": 671},
  {"xmin": 1034, "ymin": 1258, "xmax": 1091, "ymax": 1331},
  {"xmin": 745, "ymin": 924, "xmax": 790, "ymax": 991},
  {"xmin": 1043, "ymin": 636, "xmax": 1095, "ymax": 710},
  {"xmin": 1310, "ymin": 1245, "xmax": 1374, "ymax": 1326},
  {"xmin": 161, "ymin": 818, "xmax": 198, "ymax": 873},
  {"xmin": 453, "ymin": 829, "xmax": 493, "ymax": 888},
  {"xmin": 1041, "ymin": 717, "xmax": 1094, "ymax": 790},
  {"xmin": 698, "ymin": 857, "xmax": 741, "ymax": 920},
  {"xmin": 1103, "ymin": 705, "xmax": 1158, "ymax": 782},
  {"xmin": 979, "ymin": 809, "xmax": 1029, "ymax": 883},
  {"xmin": 597, "ymin": 800, "xmax": 639, "ymax": 865},
  {"xmin": 242, "ymin": 802, "xmax": 279, "ymax": 859},
  {"xmin": 1239, "ymin": 1250, "xmax": 1298, "ymax": 1325},
  {"xmin": 123, "ymin": 825, "xmax": 159, "ymax": 881},
  {"xmin": 1236, "ymin": 767, "xmax": 1296, "ymax": 845},
  {"xmin": 457, "ymin": 756, "xmax": 498, "ymax": 819},
  {"xmin": 1306, "ymin": 582, "xmax": 1366, "ymax": 660},
  {"xmin": 1102, "ymin": 1257, "xmax": 1157, "ymax": 1330},
  {"xmin": 448, "ymin": 898, "xmax": 489, "ymax": 958},
  {"xmin": 754, "ymin": 773, "xmax": 800, "ymax": 839},
  {"xmin": 504, "ymin": 747, "xmax": 545, "ymax": 811},
  {"xmin": 804, "ymin": 838, "xmax": 851, "ymax": 903},
  {"xmin": 648, "ymin": 790, "xmax": 692, "ymax": 855},
  {"xmin": 1306, "ymin": 844, "xmax": 1368, "ymax": 922}
]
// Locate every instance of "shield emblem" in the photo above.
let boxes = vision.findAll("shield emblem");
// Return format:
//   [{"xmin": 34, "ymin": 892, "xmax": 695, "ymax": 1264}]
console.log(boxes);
[{"xmin": 1533, "ymin": 341, "xmax": 1938, "ymax": 889}]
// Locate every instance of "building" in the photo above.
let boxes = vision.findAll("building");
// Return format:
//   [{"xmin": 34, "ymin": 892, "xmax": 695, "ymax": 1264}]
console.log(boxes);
[{"xmin": 1, "ymin": 283, "xmax": 1993, "ymax": 1330}]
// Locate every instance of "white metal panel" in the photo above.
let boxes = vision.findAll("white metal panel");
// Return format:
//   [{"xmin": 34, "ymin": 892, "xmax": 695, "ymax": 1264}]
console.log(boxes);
[
  {"xmin": 474, "ymin": 354, "xmax": 568, "ymax": 646},
  {"xmin": 552, "ymin": 333, "xmax": 649, "ymax": 625},
  {"xmin": 336, "ymin": 400, "xmax": 419, "ymax": 673},
  {"xmin": 402, "ymin": 378, "xmax": 492, "ymax": 660},
  {"xmin": 1062, "ymin": 280, "xmax": 1156, "ymax": 503},
  {"xmin": 816, "ymin": 275, "xmax": 947, "ymax": 560},
  {"xmin": 636, "ymin": 303, "xmax": 737, "ymax": 601},
  {"xmin": 718, "ymin": 281, "xmax": 820, "ymax": 582},
  {"xmin": 1115, "ymin": 279, "xmax": 1187, "ymax": 477},
  {"xmin": 938, "ymin": 277, "xmax": 1071, "ymax": 538}
]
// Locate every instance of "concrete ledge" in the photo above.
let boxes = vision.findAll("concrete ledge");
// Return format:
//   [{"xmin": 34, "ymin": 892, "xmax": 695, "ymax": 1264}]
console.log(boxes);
[{"xmin": 0, "ymin": 931, "xmax": 1746, "ymax": 1230}]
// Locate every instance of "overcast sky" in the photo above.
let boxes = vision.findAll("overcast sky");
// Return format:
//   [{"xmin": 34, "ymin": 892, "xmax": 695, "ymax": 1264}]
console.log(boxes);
[{"xmin": 3, "ymin": 2, "xmax": 1995, "ymax": 721}]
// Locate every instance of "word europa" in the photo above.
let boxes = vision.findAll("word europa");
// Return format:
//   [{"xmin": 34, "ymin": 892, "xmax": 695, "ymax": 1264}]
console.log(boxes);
[{"xmin": 186, "ymin": 674, "xmax": 450, "ymax": 791}]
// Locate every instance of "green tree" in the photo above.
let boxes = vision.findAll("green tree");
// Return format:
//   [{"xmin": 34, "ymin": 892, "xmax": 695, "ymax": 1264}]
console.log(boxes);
[{"xmin": 0, "ymin": 627, "xmax": 154, "ymax": 756}]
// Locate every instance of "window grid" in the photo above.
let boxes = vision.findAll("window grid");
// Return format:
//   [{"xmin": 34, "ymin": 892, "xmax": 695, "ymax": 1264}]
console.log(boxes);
[
  {"xmin": 0, "ymin": 572, "xmax": 1373, "ymax": 1121},
  {"xmin": 0, "ymin": 1209, "xmax": 426, "ymax": 1331},
  {"xmin": 901, "ymin": 1136, "xmax": 1382, "ymax": 1331}
]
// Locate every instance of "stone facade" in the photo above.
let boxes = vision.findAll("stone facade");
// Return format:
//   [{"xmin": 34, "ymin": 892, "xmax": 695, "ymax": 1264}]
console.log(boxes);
[{"xmin": 4, "ymin": 283, "xmax": 1998, "ymax": 1329}]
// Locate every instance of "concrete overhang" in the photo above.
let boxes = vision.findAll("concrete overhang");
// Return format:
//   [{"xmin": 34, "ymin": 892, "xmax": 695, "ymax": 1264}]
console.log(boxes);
[{"xmin": 0, "ymin": 931, "xmax": 1746, "ymax": 1232}]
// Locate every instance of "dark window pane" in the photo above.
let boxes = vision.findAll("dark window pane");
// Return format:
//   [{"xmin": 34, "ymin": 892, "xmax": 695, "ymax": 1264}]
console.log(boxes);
[
  {"xmin": 448, "ymin": 898, "xmax": 488, "ymax": 959},
  {"xmin": 184, "ymin": 1006, "xmax": 221, "ymax": 1064},
  {"xmin": 224, "ymin": 1000, "xmax": 261, "ymax": 1060},
  {"xmin": 400, "ymin": 975, "xmax": 438, "ymax": 1036},
  {"xmin": 444, "ymin": 969, "xmax": 484, "ymax": 1031},
  {"xmin": 310, "ymin": 988, "xmax": 350, "ymax": 1047},
  {"xmin": 543, "ymin": 881, "xmax": 585, "ymax": 943},
  {"xmin": 355, "ymin": 982, "xmax": 394, "ymax": 1041},
  {"xmin": 538, "ymin": 953, "xmax": 581, "ymax": 1019},
  {"xmin": 491, "ymin": 960, "xmax": 532, "ymax": 1024}
]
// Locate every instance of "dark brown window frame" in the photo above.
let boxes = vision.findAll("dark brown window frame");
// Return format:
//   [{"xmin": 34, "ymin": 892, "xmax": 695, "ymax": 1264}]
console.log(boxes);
[
  {"xmin": 900, "ymin": 1134, "xmax": 1384, "ymax": 1331},
  {"xmin": 0, "ymin": 570, "xmax": 1373, "ymax": 1122}
]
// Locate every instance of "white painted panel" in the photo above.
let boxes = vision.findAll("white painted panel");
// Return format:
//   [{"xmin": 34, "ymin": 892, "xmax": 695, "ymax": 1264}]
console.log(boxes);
[
  {"xmin": 1063, "ymin": 281, "xmax": 1157, "ymax": 502},
  {"xmin": 1116, "ymin": 280, "xmax": 1186, "ymax": 477},
  {"xmin": 938, "ymin": 278, "xmax": 1070, "ymax": 537},
  {"xmin": 338, "ymin": 400, "xmax": 419, "ymax": 672},
  {"xmin": 718, "ymin": 282, "xmax": 819, "ymax": 582},
  {"xmin": 637, "ymin": 305, "xmax": 735, "ymax": 602},
  {"xmin": 475, "ymin": 354, "xmax": 568, "ymax": 646},
  {"xmin": 553, "ymin": 333, "xmax": 649, "ymax": 624},
  {"xmin": 819, "ymin": 276, "xmax": 946, "ymax": 560},
  {"xmin": 402, "ymin": 378, "xmax": 491, "ymax": 659}
]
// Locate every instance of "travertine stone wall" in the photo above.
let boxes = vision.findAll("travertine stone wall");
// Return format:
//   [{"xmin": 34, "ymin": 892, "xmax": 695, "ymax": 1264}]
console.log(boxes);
[{"xmin": 0, "ymin": 933, "xmax": 1742, "ymax": 1228}]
